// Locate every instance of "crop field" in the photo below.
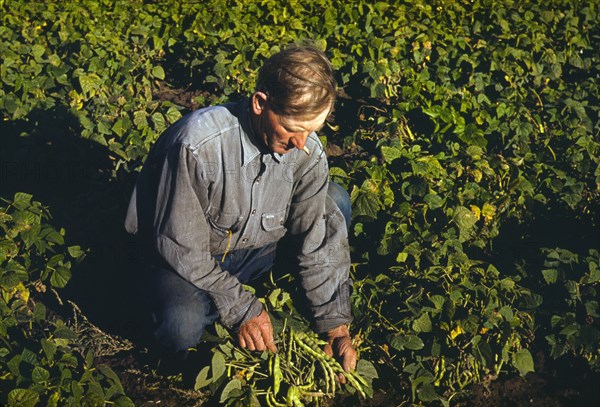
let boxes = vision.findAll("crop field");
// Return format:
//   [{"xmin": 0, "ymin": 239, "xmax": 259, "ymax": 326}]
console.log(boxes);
[{"xmin": 1, "ymin": 0, "xmax": 599, "ymax": 406}]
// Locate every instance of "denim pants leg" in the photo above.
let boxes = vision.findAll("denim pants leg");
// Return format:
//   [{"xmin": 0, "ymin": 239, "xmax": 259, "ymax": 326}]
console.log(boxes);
[
  {"xmin": 149, "ymin": 243, "xmax": 277, "ymax": 353},
  {"xmin": 148, "ymin": 181, "xmax": 351, "ymax": 352},
  {"xmin": 327, "ymin": 180, "xmax": 351, "ymax": 230}
]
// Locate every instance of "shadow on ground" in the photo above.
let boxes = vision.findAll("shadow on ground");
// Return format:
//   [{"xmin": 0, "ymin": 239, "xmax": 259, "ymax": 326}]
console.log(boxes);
[{"xmin": 1, "ymin": 105, "xmax": 148, "ymax": 344}]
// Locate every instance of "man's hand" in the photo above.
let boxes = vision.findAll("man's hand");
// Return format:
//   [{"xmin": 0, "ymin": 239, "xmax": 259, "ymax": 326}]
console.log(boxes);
[
  {"xmin": 323, "ymin": 324, "xmax": 357, "ymax": 384},
  {"xmin": 237, "ymin": 309, "xmax": 277, "ymax": 352}
]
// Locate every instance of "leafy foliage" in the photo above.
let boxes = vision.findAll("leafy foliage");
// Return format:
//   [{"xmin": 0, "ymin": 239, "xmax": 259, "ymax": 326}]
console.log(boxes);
[
  {"xmin": 537, "ymin": 248, "xmax": 600, "ymax": 370},
  {"xmin": 1, "ymin": 0, "xmax": 598, "ymax": 405},
  {"xmin": 192, "ymin": 278, "xmax": 377, "ymax": 406},
  {"xmin": 0, "ymin": 193, "xmax": 134, "ymax": 406}
]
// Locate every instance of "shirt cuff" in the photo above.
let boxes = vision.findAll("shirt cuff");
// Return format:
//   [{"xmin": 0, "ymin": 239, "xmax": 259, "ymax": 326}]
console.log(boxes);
[
  {"xmin": 314, "ymin": 316, "xmax": 353, "ymax": 334},
  {"xmin": 229, "ymin": 297, "xmax": 264, "ymax": 331}
]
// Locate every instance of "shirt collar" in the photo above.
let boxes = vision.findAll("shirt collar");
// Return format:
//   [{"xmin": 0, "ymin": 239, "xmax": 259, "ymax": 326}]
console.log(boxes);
[{"xmin": 239, "ymin": 98, "xmax": 283, "ymax": 166}]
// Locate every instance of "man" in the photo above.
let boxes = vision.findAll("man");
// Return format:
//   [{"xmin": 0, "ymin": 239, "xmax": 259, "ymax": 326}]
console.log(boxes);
[{"xmin": 124, "ymin": 45, "xmax": 356, "ymax": 376}]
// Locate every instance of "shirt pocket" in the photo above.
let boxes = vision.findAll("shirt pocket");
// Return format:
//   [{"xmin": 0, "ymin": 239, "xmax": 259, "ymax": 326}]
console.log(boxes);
[
  {"xmin": 256, "ymin": 208, "xmax": 287, "ymax": 246},
  {"xmin": 207, "ymin": 206, "xmax": 242, "ymax": 252}
]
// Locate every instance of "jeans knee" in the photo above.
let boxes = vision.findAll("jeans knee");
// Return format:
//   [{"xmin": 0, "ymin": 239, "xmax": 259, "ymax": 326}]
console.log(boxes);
[
  {"xmin": 327, "ymin": 181, "xmax": 351, "ymax": 230},
  {"xmin": 153, "ymin": 293, "xmax": 217, "ymax": 352}
]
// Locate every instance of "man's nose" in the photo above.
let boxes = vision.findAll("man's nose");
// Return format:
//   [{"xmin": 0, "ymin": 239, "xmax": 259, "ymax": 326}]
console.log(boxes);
[{"xmin": 290, "ymin": 133, "xmax": 309, "ymax": 151}]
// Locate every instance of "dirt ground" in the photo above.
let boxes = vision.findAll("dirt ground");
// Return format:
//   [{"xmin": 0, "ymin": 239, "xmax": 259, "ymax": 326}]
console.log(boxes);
[{"xmin": 94, "ymin": 340, "xmax": 599, "ymax": 406}]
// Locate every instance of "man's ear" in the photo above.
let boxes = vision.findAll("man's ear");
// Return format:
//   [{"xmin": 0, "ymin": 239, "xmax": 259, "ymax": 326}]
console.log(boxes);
[{"xmin": 251, "ymin": 91, "xmax": 268, "ymax": 115}]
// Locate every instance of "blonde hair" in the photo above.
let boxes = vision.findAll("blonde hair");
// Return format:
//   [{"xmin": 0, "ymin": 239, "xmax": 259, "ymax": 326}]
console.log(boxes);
[{"xmin": 256, "ymin": 45, "xmax": 337, "ymax": 119}]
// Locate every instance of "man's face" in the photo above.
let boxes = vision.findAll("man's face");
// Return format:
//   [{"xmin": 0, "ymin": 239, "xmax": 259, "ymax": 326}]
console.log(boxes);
[{"xmin": 251, "ymin": 92, "xmax": 330, "ymax": 155}]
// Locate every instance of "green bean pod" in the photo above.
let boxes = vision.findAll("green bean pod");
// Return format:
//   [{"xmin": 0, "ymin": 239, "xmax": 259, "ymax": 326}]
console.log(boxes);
[
  {"xmin": 273, "ymin": 353, "xmax": 283, "ymax": 395},
  {"xmin": 266, "ymin": 391, "xmax": 287, "ymax": 407}
]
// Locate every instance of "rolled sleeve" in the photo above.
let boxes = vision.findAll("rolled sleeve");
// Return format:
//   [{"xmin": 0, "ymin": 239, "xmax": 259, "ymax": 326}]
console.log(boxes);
[
  {"xmin": 152, "ymin": 144, "xmax": 261, "ymax": 328},
  {"xmin": 285, "ymin": 148, "xmax": 353, "ymax": 333}
]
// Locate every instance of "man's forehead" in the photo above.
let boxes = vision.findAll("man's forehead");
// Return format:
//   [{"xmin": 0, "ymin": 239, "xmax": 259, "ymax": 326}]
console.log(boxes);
[{"xmin": 279, "ymin": 106, "xmax": 331, "ymax": 132}]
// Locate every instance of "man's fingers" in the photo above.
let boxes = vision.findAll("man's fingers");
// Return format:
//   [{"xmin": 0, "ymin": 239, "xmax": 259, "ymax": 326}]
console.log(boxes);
[
  {"xmin": 247, "ymin": 325, "xmax": 263, "ymax": 351},
  {"xmin": 245, "ymin": 334, "xmax": 256, "ymax": 351},
  {"xmin": 238, "ymin": 334, "xmax": 247, "ymax": 349},
  {"xmin": 263, "ymin": 330, "xmax": 277, "ymax": 352},
  {"xmin": 237, "ymin": 309, "xmax": 278, "ymax": 353},
  {"xmin": 323, "ymin": 343, "xmax": 333, "ymax": 358},
  {"xmin": 263, "ymin": 321, "xmax": 277, "ymax": 352},
  {"xmin": 337, "ymin": 337, "xmax": 357, "ymax": 372},
  {"xmin": 342, "ymin": 349, "xmax": 357, "ymax": 372}
]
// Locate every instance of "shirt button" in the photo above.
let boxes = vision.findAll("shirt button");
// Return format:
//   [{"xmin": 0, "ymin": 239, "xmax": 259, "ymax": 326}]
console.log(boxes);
[
  {"xmin": 251, "ymin": 209, "xmax": 256, "ymax": 215},
  {"xmin": 242, "ymin": 237, "xmax": 248, "ymax": 243},
  {"xmin": 255, "ymin": 177, "xmax": 260, "ymax": 184}
]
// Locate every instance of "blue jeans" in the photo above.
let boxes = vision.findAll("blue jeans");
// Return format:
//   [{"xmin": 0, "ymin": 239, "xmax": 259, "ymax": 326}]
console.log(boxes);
[{"xmin": 148, "ymin": 181, "xmax": 351, "ymax": 352}]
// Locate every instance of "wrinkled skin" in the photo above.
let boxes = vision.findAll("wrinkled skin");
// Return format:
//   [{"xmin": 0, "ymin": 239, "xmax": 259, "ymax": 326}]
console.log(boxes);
[
  {"xmin": 323, "ymin": 324, "xmax": 357, "ymax": 384},
  {"xmin": 250, "ymin": 91, "xmax": 330, "ymax": 155},
  {"xmin": 237, "ymin": 309, "xmax": 277, "ymax": 352}
]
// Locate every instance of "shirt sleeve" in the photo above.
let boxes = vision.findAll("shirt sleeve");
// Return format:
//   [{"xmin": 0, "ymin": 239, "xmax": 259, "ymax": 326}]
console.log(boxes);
[
  {"xmin": 151, "ymin": 143, "xmax": 263, "ymax": 329},
  {"xmin": 285, "ymin": 148, "xmax": 353, "ymax": 333}
]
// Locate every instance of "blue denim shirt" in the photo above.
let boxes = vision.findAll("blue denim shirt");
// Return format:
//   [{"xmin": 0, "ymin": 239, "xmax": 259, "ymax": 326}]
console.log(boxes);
[{"xmin": 125, "ymin": 99, "xmax": 352, "ymax": 332}]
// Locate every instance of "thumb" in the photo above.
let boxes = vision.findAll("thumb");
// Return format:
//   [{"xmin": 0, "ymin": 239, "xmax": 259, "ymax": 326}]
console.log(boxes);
[
  {"xmin": 323, "ymin": 342, "xmax": 333, "ymax": 358},
  {"xmin": 337, "ymin": 337, "xmax": 357, "ymax": 372}
]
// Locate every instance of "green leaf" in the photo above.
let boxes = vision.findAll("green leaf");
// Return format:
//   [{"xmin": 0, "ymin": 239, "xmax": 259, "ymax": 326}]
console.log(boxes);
[
  {"xmin": 212, "ymin": 352, "xmax": 226, "ymax": 383},
  {"xmin": 453, "ymin": 206, "xmax": 478, "ymax": 242},
  {"xmin": 98, "ymin": 365, "xmax": 124, "ymax": 392},
  {"xmin": 165, "ymin": 106, "xmax": 182, "ymax": 124},
  {"xmin": 512, "ymin": 349, "xmax": 534, "ymax": 377},
  {"xmin": 396, "ymin": 252, "xmax": 408, "ymax": 263},
  {"xmin": 32, "ymin": 366, "xmax": 50, "ymax": 383},
  {"xmin": 12, "ymin": 192, "xmax": 33, "ymax": 210},
  {"xmin": 33, "ymin": 302, "xmax": 46, "ymax": 322},
  {"xmin": 356, "ymin": 359, "xmax": 378, "ymax": 381},
  {"xmin": 112, "ymin": 118, "xmax": 129, "ymax": 137},
  {"xmin": 411, "ymin": 156, "xmax": 445, "ymax": 178},
  {"xmin": 330, "ymin": 167, "xmax": 349, "ymax": 179},
  {"xmin": 82, "ymin": 391, "xmax": 105, "ymax": 405},
  {"xmin": 220, "ymin": 378, "xmax": 242, "ymax": 404},
  {"xmin": 0, "ymin": 239, "xmax": 19, "ymax": 262},
  {"xmin": 47, "ymin": 391, "xmax": 60, "ymax": 407},
  {"xmin": 429, "ymin": 295, "xmax": 445, "ymax": 310},
  {"xmin": 48, "ymin": 54, "xmax": 61, "ymax": 67},
  {"xmin": 41, "ymin": 338, "xmax": 57, "ymax": 362},
  {"xmin": 417, "ymin": 383, "xmax": 440, "ymax": 402},
  {"xmin": 350, "ymin": 184, "xmax": 380, "ymax": 219},
  {"xmin": 413, "ymin": 313, "xmax": 432, "ymax": 333},
  {"xmin": 194, "ymin": 366, "xmax": 212, "ymax": 390},
  {"xmin": 542, "ymin": 269, "xmax": 558, "ymax": 284},
  {"xmin": 214, "ymin": 323, "xmax": 230, "ymax": 339},
  {"xmin": 389, "ymin": 334, "xmax": 424, "ymax": 351},
  {"xmin": 133, "ymin": 111, "xmax": 148, "ymax": 128},
  {"xmin": 31, "ymin": 44, "xmax": 45, "ymax": 59},
  {"xmin": 4, "ymin": 260, "xmax": 28, "ymax": 287},
  {"xmin": 50, "ymin": 265, "xmax": 71, "ymax": 288},
  {"xmin": 356, "ymin": 359, "xmax": 378, "ymax": 398},
  {"xmin": 21, "ymin": 223, "xmax": 41, "ymax": 249},
  {"xmin": 68, "ymin": 245, "xmax": 85, "ymax": 259},
  {"xmin": 113, "ymin": 396, "xmax": 135, "ymax": 407},
  {"xmin": 45, "ymin": 230, "xmax": 64, "ymax": 245},
  {"xmin": 424, "ymin": 193, "xmax": 444, "ymax": 209},
  {"xmin": 475, "ymin": 339, "xmax": 493, "ymax": 368},
  {"xmin": 79, "ymin": 73, "xmax": 102, "ymax": 96},
  {"xmin": 381, "ymin": 146, "xmax": 402, "ymax": 163},
  {"xmin": 8, "ymin": 388, "xmax": 39, "ymax": 407},
  {"xmin": 152, "ymin": 66, "xmax": 166, "ymax": 80},
  {"xmin": 466, "ymin": 145, "xmax": 483, "ymax": 160},
  {"xmin": 54, "ymin": 325, "xmax": 77, "ymax": 340},
  {"xmin": 151, "ymin": 112, "xmax": 166, "ymax": 131}
]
